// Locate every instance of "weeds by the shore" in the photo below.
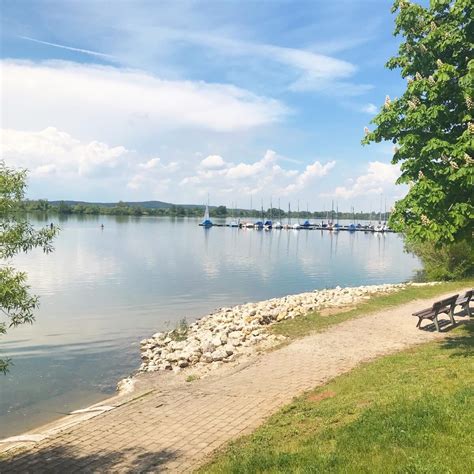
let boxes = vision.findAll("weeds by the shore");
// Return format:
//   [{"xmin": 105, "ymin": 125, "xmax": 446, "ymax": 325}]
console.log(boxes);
[
  {"xmin": 271, "ymin": 279, "xmax": 474, "ymax": 341},
  {"xmin": 201, "ymin": 322, "xmax": 474, "ymax": 473}
]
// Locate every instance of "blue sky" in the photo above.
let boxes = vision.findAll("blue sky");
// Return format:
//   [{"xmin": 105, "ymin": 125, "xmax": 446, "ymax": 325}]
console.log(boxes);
[{"xmin": 1, "ymin": 0, "xmax": 410, "ymax": 211}]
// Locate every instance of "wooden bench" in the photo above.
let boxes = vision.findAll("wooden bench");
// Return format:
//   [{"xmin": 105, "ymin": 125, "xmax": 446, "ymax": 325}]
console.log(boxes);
[
  {"xmin": 412, "ymin": 294, "xmax": 458, "ymax": 332},
  {"xmin": 455, "ymin": 290, "xmax": 473, "ymax": 317}
]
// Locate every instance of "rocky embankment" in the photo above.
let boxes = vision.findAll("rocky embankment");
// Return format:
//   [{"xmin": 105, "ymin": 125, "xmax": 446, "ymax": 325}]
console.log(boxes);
[{"xmin": 140, "ymin": 283, "xmax": 433, "ymax": 376}]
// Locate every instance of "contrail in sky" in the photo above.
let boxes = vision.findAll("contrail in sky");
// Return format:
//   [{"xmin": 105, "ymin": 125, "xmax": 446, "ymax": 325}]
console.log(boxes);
[{"xmin": 19, "ymin": 35, "xmax": 116, "ymax": 60}]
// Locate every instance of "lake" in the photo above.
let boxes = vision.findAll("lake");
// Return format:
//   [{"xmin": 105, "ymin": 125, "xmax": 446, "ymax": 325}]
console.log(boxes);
[{"xmin": 0, "ymin": 215, "xmax": 420, "ymax": 438}]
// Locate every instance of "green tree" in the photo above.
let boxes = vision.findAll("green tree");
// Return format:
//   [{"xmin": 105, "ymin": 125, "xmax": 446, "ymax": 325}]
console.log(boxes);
[
  {"xmin": 214, "ymin": 205, "xmax": 227, "ymax": 217},
  {"xmin": 58, "ymin": 200, "xmax": 72, "ymax": 214},
  {"xmin": 363, "ymin": 0, "xmax": 473, "ymax": 279},
  {"xmin": 37, "ymin": 199, "xmax": 50, "ymax": 212},
  {"xmin": 0, "ymin": 162, "xmax": 57, "ymax": 373},
  {"xmin": 175, "ymin": 206, "xmax": 186, "ymax": 217},
  {"xmin": 363, "ymin": 0, "xmax": 473, "ymax": 246}
]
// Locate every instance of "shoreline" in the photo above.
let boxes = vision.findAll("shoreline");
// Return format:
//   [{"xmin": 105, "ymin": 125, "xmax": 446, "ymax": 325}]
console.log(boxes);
[
  {"xmin": 2, "ymin": 281, "xmax": 468, "ymax": 471},
  {"xmin": 135, "ymin": 281, "xmax": 437, "ymax": 382},
  {"xmin": 1, "ymin": 281, "xmax": 438, "ymax": 448}
]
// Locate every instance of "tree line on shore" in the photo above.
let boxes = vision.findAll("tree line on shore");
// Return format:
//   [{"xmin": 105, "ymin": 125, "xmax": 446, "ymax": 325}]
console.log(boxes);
[{"xmin": 19, "ymin": 199, "xmax": 389, "ymax": 221}]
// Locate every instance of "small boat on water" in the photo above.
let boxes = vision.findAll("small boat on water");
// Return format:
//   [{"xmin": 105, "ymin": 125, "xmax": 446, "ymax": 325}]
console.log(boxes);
[
  {"xmin": 264, "ymin": 220, "xmax": 273, "ymax": 229},
  {"xmin": 292, "ymin": 200, "xmax": 302, "ymax": 229},
  {"xmin": 255, "ymin": 201, "xmax": 265, "ymax": 229},
  {"xmin": 229, "ymin": 202, "xmax": 239, "ymax": 227},
  {"xmin": 348, "ymin": 207, "xmax": 356, "ymax": 232},
  {"xmin": 200, "ymin": 195, "xmax": 214, "ymax": 227},
  {"xmin": 273, "ymin": 199, "xmax": 283, "ymax": 229}
]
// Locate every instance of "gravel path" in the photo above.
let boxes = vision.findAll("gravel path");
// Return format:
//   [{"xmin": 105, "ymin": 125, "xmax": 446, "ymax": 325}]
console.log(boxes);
[{"xmin": 0, "ymin": 288, "xmax": 470, "ymax": 473}]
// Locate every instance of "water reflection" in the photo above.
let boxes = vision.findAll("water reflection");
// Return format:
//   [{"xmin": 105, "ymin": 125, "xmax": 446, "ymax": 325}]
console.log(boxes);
[{"xmin": 0, "ymin": 215, "xmax": 420, "ymax": 438}]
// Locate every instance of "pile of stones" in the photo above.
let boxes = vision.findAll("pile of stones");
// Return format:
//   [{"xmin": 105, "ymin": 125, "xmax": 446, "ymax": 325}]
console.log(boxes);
[{"xmin": 139, "ymin": 283, "xmax": 414, "ymax": 374}]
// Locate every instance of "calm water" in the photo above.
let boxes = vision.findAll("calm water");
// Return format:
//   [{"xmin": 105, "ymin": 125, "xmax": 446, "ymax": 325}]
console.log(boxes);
[{"xmin": 0, "ymin": 215, "xmax": 420, "ymax": 437}]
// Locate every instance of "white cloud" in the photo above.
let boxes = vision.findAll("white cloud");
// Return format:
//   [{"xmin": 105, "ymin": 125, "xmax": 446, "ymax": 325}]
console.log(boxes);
[
  {"xmin": 1, "ymin": 60, "xmax": 288, "ymax": 141},
  {"xmin": 139, "ymin": 158, "xmax": 162, "ymax": 170},
  {"xmin": 361, "ymin": 103, "xmax": 378, "ymax": 114},
  {"xmin": 0, "ymin": 127, "xmax": 179, "ymax": 199},
  {"xmin": 200, "ymin": 155, "xmax": 226, "ymax": 170},
  {"xmin": 0, "ymin": 127, "xmax": 128, "ymax": 178},
  {"xmin": 322, "ymin": 161, "xmax": 400, "ymax": 199},
  {"xmin": 181, "ymin": 149, "xmax": 335, "ymax": 198},
  {"xmin": 282, "ymin": 160, "xmax": 336, "ymax": 194},
  {"xmin": 225, "ymin": 149, "xmax": 277, "ymax": 180}
]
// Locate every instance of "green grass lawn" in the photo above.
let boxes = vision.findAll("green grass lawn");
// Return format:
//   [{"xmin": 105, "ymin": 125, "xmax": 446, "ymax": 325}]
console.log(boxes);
[
  {"xmin": 201, "ymin": 322, "xmax": 474, "ymax": 473},
  {"xmin": 271, "ymin": 279, "xmax": 474, "ymax": 340}
]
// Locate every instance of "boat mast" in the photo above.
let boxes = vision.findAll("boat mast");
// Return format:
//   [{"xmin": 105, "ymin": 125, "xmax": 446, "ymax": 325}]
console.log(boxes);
[
  {"xmin": 288, "ymin": 202, "xmax": 291, "ymax": 225},
  {"xmin": 379, "ymin": 195, "xmax": 382, "ymax": 224}
]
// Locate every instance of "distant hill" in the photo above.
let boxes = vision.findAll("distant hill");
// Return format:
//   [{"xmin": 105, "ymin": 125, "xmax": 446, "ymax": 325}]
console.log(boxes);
[{"xmin": 48, "ymin": 200, "xmax": 207, "ymax": 209}]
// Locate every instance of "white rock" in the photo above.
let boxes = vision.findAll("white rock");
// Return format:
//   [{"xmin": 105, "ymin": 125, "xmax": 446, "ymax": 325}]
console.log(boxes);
[{"xmin": 211, "ymin": 348, "xmax": 227, "ymax": 361}]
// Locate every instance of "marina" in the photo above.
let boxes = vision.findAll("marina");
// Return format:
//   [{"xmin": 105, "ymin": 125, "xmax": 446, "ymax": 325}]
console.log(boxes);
[
  {"xmin": 199, "ymin": 221, "xmax": 395, "ymax": 232},
  {"xmin": 200, "ymin": 198, "xmax": 394, "ymax": 232}
]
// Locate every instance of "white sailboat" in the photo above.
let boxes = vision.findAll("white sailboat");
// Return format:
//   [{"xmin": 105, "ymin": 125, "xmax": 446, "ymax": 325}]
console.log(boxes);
[
  {"xmin": 201, "ymin": 202, "xmax": 213, "ymax": 227},
  {"xmin": 292, "ymin": 200, "xmax": 302, "ymax": 229},
  {"xmin": 374, "ymin": 196, "xmax": 384, "ymax": 232},
  {"xmin": 274, "ymin": 198, "xmax": 283, "ymax": 229},
  {"xmin": 229, "ymin": 201, "xmax": 239, "ymax": 227}
]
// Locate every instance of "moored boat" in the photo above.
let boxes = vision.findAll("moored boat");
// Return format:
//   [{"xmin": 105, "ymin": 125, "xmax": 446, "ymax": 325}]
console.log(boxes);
[{"xmin": 201, "ymin": 203, "xmax": 213, "ymax": 227}]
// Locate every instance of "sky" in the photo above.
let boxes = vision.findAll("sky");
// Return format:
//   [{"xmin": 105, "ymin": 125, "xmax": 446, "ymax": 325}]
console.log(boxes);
[{"xmin": 0, "ymin": 0, "xmax": 410, "ymax": 211}]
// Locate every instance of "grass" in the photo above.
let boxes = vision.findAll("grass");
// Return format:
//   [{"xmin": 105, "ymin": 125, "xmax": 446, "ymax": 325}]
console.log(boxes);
[
  {"xmin": 270, "ymin": 279, "xmax": 474, "ymax": 341},
  {"xmin": 169, "ymin": 317, "xmax": 189, "ymax": 341},
  {"xmin": 186, "ymin": 374, "xmax": 200, "ymax": 383},
  {"xmin": 201, "ymin": 322, "xmax": 474, "ymax": 473}
]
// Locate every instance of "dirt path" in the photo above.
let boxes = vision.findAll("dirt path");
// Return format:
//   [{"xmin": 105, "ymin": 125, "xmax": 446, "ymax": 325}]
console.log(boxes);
[{"xmin": 0, "ymin": 289, "xmax": 470, "ymax": 473}]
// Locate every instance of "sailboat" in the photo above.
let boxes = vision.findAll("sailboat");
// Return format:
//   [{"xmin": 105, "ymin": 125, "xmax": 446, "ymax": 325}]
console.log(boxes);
[
  {"xmin": 327, "ymin": 201, "xmax": 334, "ymax": 230},
  {"xmin": 333, "ymin": 203, "xmax": 341, "ymax": 231},
  {"xmin": 201, "ymin": 202, "xmax": 213, "ymax": 227},
  {"xmin": 284, "ymin": 203, "xmax": 291, "ymax": 229},
  {"xmin": 292, "ymin": 200, "xmax": 302, "ymax": 229},
  {"xmin": 229, "ymin": 201, "xmax": 239, "ymax": 227},
  {"xmin": 243, "ymin": 196, "xmax": 255, "ymax": 228},
  {"xmin": 382, "ymin": 199, "xmax": 389, "ymax": 232},
  {"xmin": 348, "ymin": 206, "xmax": 356, "ymax": 232},
  {"xmin": 274, "ymin": 198, "xmax": 283, "ymax": 229},
  {"xmin": 255, "ymin": 200, "xmax": 264, "ymax": 229},
  {"xmin": 302, "ymin": 202, "xmax": 311, "ymax": 228},
  {"xmin": 264, "ymin": 198, "xmax": 273, "ymax": 229},
  {"xmin": 374, "ymin": 196, "xmax": 384, "ymax": 232},
  {"xmin": 322, "ymin": 208, "xmax": 329, "ymax": 228}
]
